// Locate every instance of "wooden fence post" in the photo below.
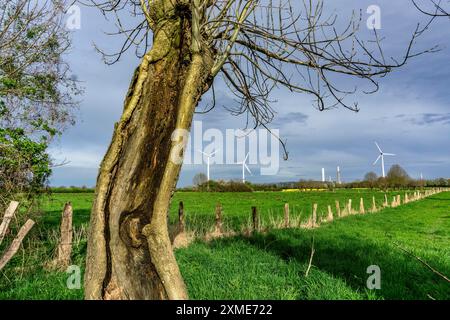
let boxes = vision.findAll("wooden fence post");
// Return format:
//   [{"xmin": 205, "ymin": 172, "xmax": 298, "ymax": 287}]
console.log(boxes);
[
  {"xmin": 327, "ymin": 205, "xmax": 333, "ymax": 221},
  {"xmin": 312, "ymin": 204, "xmax": 318, "ymax": 227},
  {"xmin": 347, "ymin": 199, "xmax": 352, "ymax": 215},
  {"xmin": 178, "ymin": 201, "xmax": 185, "ymax": 233},
  {"xmin": 0, "ymin": 201, "xmax": 20, "ymax": 245},
  {"xmin": 284, "ymin": 203, "xmax": 290, "ymax": 228},
  {"xmin": 391, "ymin": 196, "xmax": 397, "ymax": 207},
  {"xmin": 384, "ymin": 194, "xmax": 388, "ymax": 207},
  {"xmin": 372, "ymin": 196, "xmax": 377, "ymax": 213},
  {"xmin": 0, "ymin": 219, "xmax": 35, "ymax": 271},
  {"xmin": 51, "ymin": 202, "xmax": 73, "ymax": 269},
  {"xmin": 252, "ymin": 206, "xmax": 259, "ymax": 232},
  {"xmin": 215, "ymin": 203, "xmax": 223, "ymax": 234},
  {"xmin": 359, "ymin": 198, "xmax": 365, "ymax": 214},
  {"xmin": 335, "ymin": 200, "xmax": 341, "ymax": 217}
]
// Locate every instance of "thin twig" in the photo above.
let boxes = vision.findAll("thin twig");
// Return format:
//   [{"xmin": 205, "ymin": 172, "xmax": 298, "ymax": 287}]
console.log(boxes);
[
  {"xmin": 393, "ymin": 241, "xmax": 450, "ymax": 283},
  {"xmin": 305, "ymin": 236, "xmax": 315, "ymax": 277}
]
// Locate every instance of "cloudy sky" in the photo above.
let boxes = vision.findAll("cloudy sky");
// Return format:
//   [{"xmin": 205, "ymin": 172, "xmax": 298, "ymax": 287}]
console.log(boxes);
[{"xmin": 49, "ymin": 0, "xmax": 450, "ymax": 187}]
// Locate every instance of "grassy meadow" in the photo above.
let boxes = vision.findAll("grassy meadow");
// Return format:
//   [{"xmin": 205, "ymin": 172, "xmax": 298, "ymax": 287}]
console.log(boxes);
[
  {"xmin": 0, "ymin": 190, "xmax": 449, "ymax": 299},
  {"xmin": 41, "ymin": 189, "xmax": 425, "ymax": 233}
]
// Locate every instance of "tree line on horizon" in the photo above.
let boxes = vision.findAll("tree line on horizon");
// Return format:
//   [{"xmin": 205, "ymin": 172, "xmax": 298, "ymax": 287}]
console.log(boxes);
[{"xmin": 186, "ymin": 164, "xmax": 449, "ymax": 192}]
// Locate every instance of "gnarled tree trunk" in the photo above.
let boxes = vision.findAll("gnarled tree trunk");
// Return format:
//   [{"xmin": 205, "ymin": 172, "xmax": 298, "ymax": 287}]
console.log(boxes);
[{"xmin": 84, "ymin": 11, "xmax": 213, "ymax": 300}]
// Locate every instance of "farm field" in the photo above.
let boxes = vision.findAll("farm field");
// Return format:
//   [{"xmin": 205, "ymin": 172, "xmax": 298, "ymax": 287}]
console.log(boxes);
[
  {"xmin": 0, "ymin": 190, "xmax": 449, "ymax": 300},
  {"xmin": 40, "ymin": 189, "xmax": 421, "ymax": 233}
]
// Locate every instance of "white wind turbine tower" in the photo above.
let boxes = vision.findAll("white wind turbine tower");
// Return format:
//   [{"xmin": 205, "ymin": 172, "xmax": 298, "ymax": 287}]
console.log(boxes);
[
  {"xmin": 337, "ymin": 166, "xmax": 342, "ymax": 184},
  {"xmin": 237, "ymin": 153, "xmax": 252, "ymax": 183},
  {"xmin": 198, "ymin": 149, "xmax": 219, "ymax": 181},
  {"xmin": 373, "ymin": 142, "xmax": 395, "ymax": 178}
]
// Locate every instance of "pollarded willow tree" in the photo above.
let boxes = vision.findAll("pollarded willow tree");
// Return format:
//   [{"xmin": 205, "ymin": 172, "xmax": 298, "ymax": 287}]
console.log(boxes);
[{"xmin": 84, "ymin": 0, "xmax": 427, "ymax": 300}]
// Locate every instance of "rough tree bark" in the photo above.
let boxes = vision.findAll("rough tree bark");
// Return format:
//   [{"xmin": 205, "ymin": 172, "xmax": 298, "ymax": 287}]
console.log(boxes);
[{"xmin": 84, "ymin": 5, "xmax": 213, "ymax": 300}]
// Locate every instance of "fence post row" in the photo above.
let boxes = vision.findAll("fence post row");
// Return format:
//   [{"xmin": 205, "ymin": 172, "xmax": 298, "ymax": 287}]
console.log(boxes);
[{"xmin": 175, "ymin": 187, "xmax": 447, "ymax": 237}]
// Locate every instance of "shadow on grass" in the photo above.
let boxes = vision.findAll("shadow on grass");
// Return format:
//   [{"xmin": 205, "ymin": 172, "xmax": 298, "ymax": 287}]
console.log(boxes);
[
  {"xmin": 203, "ymin": 226, "xmax": 450, "ymax": 300},
  {"xmin": 241, "ymin": 229, "xmax": 450, "ymax": 299}
]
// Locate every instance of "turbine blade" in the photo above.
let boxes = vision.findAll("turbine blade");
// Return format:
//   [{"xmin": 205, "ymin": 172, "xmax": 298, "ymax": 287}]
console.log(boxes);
[
  {"xmin": 374, "ymin": 142, "xmax": 382, "ymax": 153},
  {"xmin": 209, "ymin": 149, "xmax": 220, "ymax": 157},
  {"xmin": 384, "ymin": 153, "xmax": 395, "ymax": 156},
  {"xmin": 244, "ymin": 164, "xmax": 252, "ymax": 175},
  {"xmin": 244, "ymin": 152, "xmax": 249, "ymax": 162},
  {"xmin": 373, "ymin": 155, "xmax": 381, "ymax": 165}
]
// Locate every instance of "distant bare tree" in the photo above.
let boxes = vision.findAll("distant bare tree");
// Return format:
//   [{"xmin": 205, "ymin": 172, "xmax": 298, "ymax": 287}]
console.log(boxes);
[
  {"xmin": 82, "ymin": 0, "xmax": 432, "ymax": 300},
  {"xmin": 364, "ymin": 171, "xmax": 378, "ymax": 189},
  {"xmin": 364, "ymin": 172, "xmax": 378, "ymax": 182},
  {"xmin": 387, "ymin": 164, "xmax": 411, "ymax": 188},
  {"xmin": 193, "ymin": 173, "xmax": 208, "ymax": 187}
]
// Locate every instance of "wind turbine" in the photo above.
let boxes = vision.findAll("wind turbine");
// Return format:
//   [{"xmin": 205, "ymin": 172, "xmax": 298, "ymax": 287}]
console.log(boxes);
[
  {"xmin": 237, "ymin": 153, "xmax": 252, "ymax": 183},
  {"xmin": 336, "ymin": 166, "xmax": 342, "ymax": 184},
  {"xmin": 198, "ymin": 149, "xmax": 219, "ymax": 181},
  {"xmin": 373, "ymin": 142, "xmax": 395, "ymax": 178}
]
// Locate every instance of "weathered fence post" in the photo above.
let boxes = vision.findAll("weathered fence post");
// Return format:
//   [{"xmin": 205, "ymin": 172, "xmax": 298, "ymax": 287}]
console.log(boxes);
[
  {"xmin": 0, "ymin": 201, "xmax": 19, "ymax": 245},
  {"xmin": 359, "ymin": 198, "xmax": 365, "ymax": 214},
  {"xmin": 327, "ymin": 205, "xmax": 333, "ymax": 221},
  {"xmin": 335, "ymin": 200, "xmax": 341, "ymax": 217},
  {"xmin": 312, "ymin": 204, "xmax": 318, "ymax": 227},
  {"xmin": 252, "ymin": 206, "xmax": 259, "ymax": 232},
  {"xmin": 0, "ymin": 219, "xmax": 35, "ymax": 272},
  {"xmin": 215, "ymin": 203, "xmax": 223, "ymax": 234},
  {"xmin": 384, "ymin": 194, "xmax": 388, "ymax": 207},
  {"xmin": 347, "ymin": 199, "xmax": 352, "ymax": 215},
  {"xmin": 372, "ymin": 196, "xmax": 377, "ymax": 213},
  {"xmin": 51, "ymin": 202, "xmax": 73, "ymax": 269},
  {"xmin": 397, "ymin": 195, "xmax": 401, "ymax": 206},
  {"xmin": 391, "ymin": 196, "xmax": 397, "ymax": 207},
  {"xmin": 284, "ymin": 203, "xmax": 290, "ymax": 228},
  {"xmin": 178, "ymin": 201, "xmax": 185, "ymax": 234}
]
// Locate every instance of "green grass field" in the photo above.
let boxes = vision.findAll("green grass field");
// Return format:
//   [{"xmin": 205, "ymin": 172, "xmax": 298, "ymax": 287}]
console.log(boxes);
[
  {"xmin": 0, "ymin": 190, "xmax": 449, "ymax": 300},
  {"xmin": 40, "ymin": 189, "xmax": 422, "ymax": 233}
]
